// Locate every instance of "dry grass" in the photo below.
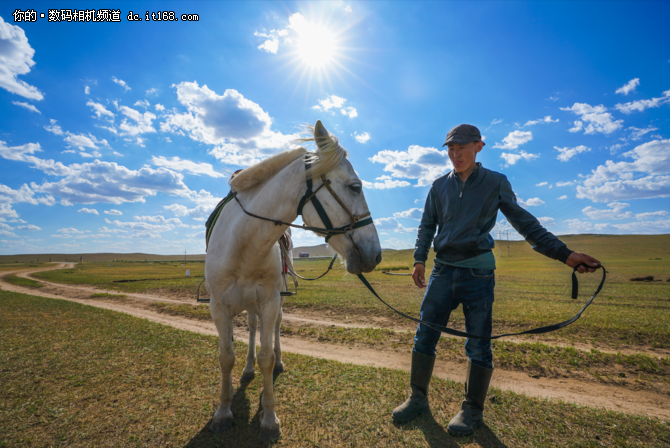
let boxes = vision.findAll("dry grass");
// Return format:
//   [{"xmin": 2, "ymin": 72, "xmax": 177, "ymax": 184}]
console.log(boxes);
[{"xmin": 1, "ymin": 290, "xmax": 669, "ymax": 447}]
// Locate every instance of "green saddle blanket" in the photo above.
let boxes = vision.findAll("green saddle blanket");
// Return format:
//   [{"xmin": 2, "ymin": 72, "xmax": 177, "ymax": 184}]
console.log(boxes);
[{"xmin": 205, "ymin": 190, "xmax": 237, "ymax": 251}]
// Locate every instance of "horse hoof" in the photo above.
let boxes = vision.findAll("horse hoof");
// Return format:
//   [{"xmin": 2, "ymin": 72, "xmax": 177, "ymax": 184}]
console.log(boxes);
[
  {"xmin": 259, "ymin": 426, "xmax": 281, "ymax": 443},
  {"xmin": 210, "ymin": 417, "xmax": 232, "ymax": 433},
  {"xmin": 273, "ymin": 365, "xmax": 285, "ymax": 375},
  {"xmin": 241, "ymin": 372, "xmax": 255, "ymax": 383}
]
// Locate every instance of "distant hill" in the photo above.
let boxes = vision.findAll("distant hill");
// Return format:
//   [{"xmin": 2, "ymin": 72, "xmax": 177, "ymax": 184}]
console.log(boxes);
[
  {"xmin": 292, "ymin": 244, "xmax": 336, "ymax": 257},
  {"xmin": 0, "ymin": 253, "xmax": 206, "ymax": 263},
  {"xmin": 2, "ymin": 234, "xmax": 667, "ymax": 264}
]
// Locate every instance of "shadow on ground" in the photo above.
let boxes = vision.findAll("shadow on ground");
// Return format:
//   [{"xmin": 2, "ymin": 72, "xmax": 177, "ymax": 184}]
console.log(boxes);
[
  {"xmin": 395, "ymin": 410, "xmax": 509, "ymax": 448},
  {"xmin": 184, "ymin": 374, "xmax": 278, "ymax": 448}
]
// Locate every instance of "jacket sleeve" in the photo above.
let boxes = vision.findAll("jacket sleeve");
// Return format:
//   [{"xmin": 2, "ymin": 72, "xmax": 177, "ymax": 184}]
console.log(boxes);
[
  {"xmin": 413, "ymin": 187, "xmax": 439, "ymax": 265},
  {"xmin": 499, "ymin": 177, "xmax": 573, "ymax": 263}
]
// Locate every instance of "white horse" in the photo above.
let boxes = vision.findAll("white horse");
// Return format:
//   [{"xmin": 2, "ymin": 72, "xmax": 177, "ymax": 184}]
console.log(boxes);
[{"xmin": 205, "ymin": 120, "xmax": 382, "ymax": 442}]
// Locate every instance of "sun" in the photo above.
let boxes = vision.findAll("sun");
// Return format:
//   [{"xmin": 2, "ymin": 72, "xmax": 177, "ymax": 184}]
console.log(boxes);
[{"xmin": 296, "ymin": 25, "xmax": 336, "ymax": 68}]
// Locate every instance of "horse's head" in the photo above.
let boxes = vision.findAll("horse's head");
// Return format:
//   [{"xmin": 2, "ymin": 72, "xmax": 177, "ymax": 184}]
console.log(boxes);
[{"xmin": 300, "ymin": 120, "xmax": 382, "ymax": 274}]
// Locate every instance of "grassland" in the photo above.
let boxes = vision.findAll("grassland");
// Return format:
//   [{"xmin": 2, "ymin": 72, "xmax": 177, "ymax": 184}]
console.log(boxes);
[
  {"xmin": 1, "ymin": 290, "xmax": 669, "ymax": 447},
  {"xmin": 27, "ymin": 235, "xmax": 670, "ymax": 350},
  {"xmin": 2, "ymin": 275, "xmax": 44, "ymax": 288},
  {"xmin": 0, "ymin": 262, "xmax": 52, "ymax": 272}
]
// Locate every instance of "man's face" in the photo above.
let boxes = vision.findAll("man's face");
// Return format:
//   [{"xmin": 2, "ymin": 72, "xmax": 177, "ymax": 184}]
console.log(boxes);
[{"xmin": 447, "ymin": 141, "xmax": 483, "ymax": 175}]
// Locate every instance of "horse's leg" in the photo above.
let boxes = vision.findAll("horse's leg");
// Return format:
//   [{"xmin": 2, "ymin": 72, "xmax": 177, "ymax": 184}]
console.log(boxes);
[
  {"xmin": 210, "ymin": 306, "xmax": 235, "ymax": 433},
  {"xmin": 273, "ymin": 297, "xmax": 285, "ymax": 374},
  {"xmin": 258, "ymin": 300, "xmax": 282, "ymax": 442},
  {"xmin": 242, "ymin": 311, "xmax": 257, "ymax": 382}
]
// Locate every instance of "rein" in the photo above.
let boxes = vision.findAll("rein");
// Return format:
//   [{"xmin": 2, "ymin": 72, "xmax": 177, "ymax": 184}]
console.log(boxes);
[{"xmin": 357, "ymin": 264, "xmax": 606, "ymax": 340}]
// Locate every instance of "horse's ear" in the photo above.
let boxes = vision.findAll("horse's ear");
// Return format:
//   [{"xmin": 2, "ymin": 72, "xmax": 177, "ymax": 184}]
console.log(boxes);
[{"xmin": 314, "ymin": 120, "xmax": 331, "ymax": 150}]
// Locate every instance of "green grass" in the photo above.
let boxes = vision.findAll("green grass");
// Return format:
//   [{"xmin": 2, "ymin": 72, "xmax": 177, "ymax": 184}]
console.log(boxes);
[
  {"xmin": 1, "ymin": 290, "xmax": 669, "ymax": 447},
  {"xmin": 0, "ymin": 262, "xmax": 51, "ymax": 272},
  {"xmin": 2, "ymin": 275, "xmax": 43, "ymax": 288}
]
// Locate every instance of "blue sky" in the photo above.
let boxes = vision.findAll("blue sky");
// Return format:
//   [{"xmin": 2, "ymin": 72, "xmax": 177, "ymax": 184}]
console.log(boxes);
[{"xmin": 1, "ymin": 1, "xmax": 669, "ymax": 255}]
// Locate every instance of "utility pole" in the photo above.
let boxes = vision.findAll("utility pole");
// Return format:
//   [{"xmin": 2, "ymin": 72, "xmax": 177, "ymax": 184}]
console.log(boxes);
[
  {"xmin": 184, "ymin": 249, "xmax": 187, "ymax": 261},
  {"xmin": 498, "ymin": 230, "xmax": 502, "ymax": 257},
  {"xmin": 507, "ymin": 230, "xmax": 510, "ymax": 257}
]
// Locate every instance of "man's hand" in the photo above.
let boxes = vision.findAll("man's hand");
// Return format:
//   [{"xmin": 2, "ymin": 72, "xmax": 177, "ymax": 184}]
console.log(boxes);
[
  {"xmin": 412, "ymin": 263, "xmax": 427, "ymax": 288},
  {"xmin": 566, "ymin": 252, "xmax": 601, "ymax": 273}
]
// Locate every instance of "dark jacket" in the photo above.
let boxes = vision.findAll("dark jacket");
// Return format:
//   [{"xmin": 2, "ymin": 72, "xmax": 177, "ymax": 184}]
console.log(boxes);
[{"xmin": 414, "ymin": 163, "xmax": 572, "ymax": 265}]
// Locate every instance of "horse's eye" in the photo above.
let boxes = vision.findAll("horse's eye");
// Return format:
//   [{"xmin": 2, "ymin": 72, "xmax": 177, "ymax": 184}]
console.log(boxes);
[{"xmin": 349, "ymin": 184, "xmax": 362, "ymax": 194}]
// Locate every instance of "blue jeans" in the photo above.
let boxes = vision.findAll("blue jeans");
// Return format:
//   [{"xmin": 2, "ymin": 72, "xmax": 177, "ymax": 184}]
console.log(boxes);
[{"xmin": 413, "ymin": 264, "xmax": 495, "ymax": 369}]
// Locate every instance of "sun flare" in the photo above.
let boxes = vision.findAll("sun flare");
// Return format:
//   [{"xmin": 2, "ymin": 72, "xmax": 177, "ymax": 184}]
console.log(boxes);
[{"xmin": 297, "ymin": 26, "xmax": 336, "ymax": 67}]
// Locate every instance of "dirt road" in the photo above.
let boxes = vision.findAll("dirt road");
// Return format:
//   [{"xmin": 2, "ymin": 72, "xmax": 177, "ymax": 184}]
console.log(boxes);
[{"xmin": 1, "ymin": 263, "xmax": 668, "ymax": 422}]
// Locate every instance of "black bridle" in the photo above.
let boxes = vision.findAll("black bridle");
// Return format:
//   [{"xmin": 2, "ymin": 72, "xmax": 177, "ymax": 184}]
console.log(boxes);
[{"xmin": 234, "ymin": 156, "xmax": 375, "ymax": 242}]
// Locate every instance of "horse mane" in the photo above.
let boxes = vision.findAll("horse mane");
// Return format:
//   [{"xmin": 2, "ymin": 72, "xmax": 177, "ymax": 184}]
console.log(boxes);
[
  {"xmin": 293, "ymin": 123, "xmax": 348, "ymax": 180},
  {"xmin": 229, "ymin": 147, "xmax": 307, "ymax": 191},
  {"xmin": 229, "ymin": 123, "xmax": 348, "ymax": 191}
]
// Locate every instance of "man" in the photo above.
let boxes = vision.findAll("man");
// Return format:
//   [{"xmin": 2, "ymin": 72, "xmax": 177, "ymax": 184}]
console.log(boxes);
[{"xmin": 391, "ymin": 124, "xmax": 600, "ymax": 435}]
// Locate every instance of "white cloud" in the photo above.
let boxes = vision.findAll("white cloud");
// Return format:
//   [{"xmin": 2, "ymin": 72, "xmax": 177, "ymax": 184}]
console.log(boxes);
[
  {"xmin": 556, "ymin": 181, "xmax": 574, "ymax": 187},
  {"xmin": 362, "ymin": 176, "xmax": 411, "ymax": 190},
  {"xmin": 117, "ymin": 104, "xmax": 156, "ymax": 140},
  {"xmin": 0, "ymin": 140, "xmax": 193, "ymax": 205},
  {"xmin": 155, "ymin": 103, "xmax": 165, "ymax": 112},
  {"xmin": 536, "ymin": 182, "xmax": 548, "ymax": 187},
  {"xmin": 64, "ymin": 131, "xmax": 109, "ymax": 152},
  {"xmin": 104, "ymin": 209, "xmax": 123, "ymax": 216},
  {"xmin": 258, "ymin": 38, "xmax": 279, "ymax": 53},
  {"xmin": 500, "ymin": 150, "xmax": 539, "ymax": 166},
  {"xmin": 626, "ymin": 126, "xmax": 658, "ymax": 141},
  {"xmin": 517, "ymin": 197, "xmax": 544, "ymax": 207},
  {"xmin": 12, "ymin": 101, "xmax": 40, "ymax": 113},
  {"xmin": 85, "ymin": 85, "xmax": 90, "ymax": 95},
  {"xmin": 555, "ymin": 145, "xmax": 591, "ymax": 162},
  {"xmin": 134, "ymin": 99, "xmax": 150, "ymax": 108},
  {"xmin": 582, "ymin": 202, "xmax": 633, "ymax": 220},
  {"xmin": 560, "ymin": 103, "xmax": 623, "ymax": 135},
  {"xmin": 486, "ymin": 118, "xmax": 503, "ymax": 130},
  {"xmin": 393, "ymin": 208, "xmax": 423, "ymax": 220},
  {"xmin": 610, "ymin": 218, "xmax": 670, "ymax": 234},
  {"xmin": 16, "ymin": 224, "xmax": 40, "ymax": 231},
  {"xmin": 615, "ymin": 78, "xmax": 640, "ymax": 96},
  {"xmin": 635, "ymin": 211, "xmax": 668, "ymax": 220},
  {"xmin": 569, "ymin": 121, "xmax": 583, "ymax": 133},
  {"xmin": 577, "ymin": 139, "xmax": 670, "ymax": 202},
  {"xmin": 524, "ymin": 116, "xmax": 558, "ymax": 126},
  {"xmin": 557, "ymin": 195, "xmax": 568, "ymax": 200},
  {"xmin": 374, "ymin": 217, "xmax": 416, "ymax": 234},
  {"xmin": 615, "ymin": 89, "xmax": 670, "ymax": 114},
  {"xmin": 493, "ymin": 131, "xmax": 533, "ymax": 150},
  {"xmin": 312, "ymin": 94, "xmax": 358, "ymax": 118},
  {"xmin": 78, "ymin": 207, "xmax": 99, "ymax": 215},
  {"xmin": 86, "ymin": 100, "xmax": 115, "ymax": 121},
  {"xmin": 160, "ymin": 82, "xmax": 298, "ymax": 166},
  {"xmin": 564, "ymin": 219, "xmax": 598, "ymax": 234},
  {"xmin": 164, "ymin": 189, "xmax": 221, "ymax": 219},
  {"xmin": 369, "ymin": 145, "xmax": 452, "ymax": 187},
  {"xmin": 609, "ymin": 143, "xmax": 626, "ymax": 155},
  {"xmin": 146, "ymin": 88, "xmax": 157, "ymax": 95},
  {"xmin": 353, "ymin": 131, "xmax": 371, "ymax": 144},
  {"xmin": 537, "ymin": 217, "xmax": 555, "ymax": 228},
  {"xmin": 57, "ymin": 227, "xmax": 87, "ymax": 234},
  {"xmin": 112, "ymin": 76, "xmax": 131, "ymax": 91},
  {"xmin": 0, "ymin": 16, "xmax": 44, "ymax": 100},
  {"xmin": 151, "ymin": 156, "xmax": 224, "ymax": 178}
]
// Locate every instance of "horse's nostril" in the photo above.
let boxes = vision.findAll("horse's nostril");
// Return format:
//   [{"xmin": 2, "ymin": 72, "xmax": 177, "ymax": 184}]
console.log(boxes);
[{"xmin": 375, "ymin": 252, "xmax": 383, "ymax": 265}]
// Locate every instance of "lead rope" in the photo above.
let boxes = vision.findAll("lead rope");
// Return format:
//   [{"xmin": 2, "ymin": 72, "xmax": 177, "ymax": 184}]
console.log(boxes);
[{"xmin": 357, "ymin": 263, "xmax": 605, "ymax": 340}]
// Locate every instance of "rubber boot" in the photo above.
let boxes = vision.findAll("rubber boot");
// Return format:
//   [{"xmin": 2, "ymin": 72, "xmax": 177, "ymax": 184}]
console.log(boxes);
[
  {"xmin": 447, "ymin": 360, "xmax": 493, "ymax": 436},
  {"xmin": 392, "ymin": 350, "xmax": 436, "ymax": 423}
]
